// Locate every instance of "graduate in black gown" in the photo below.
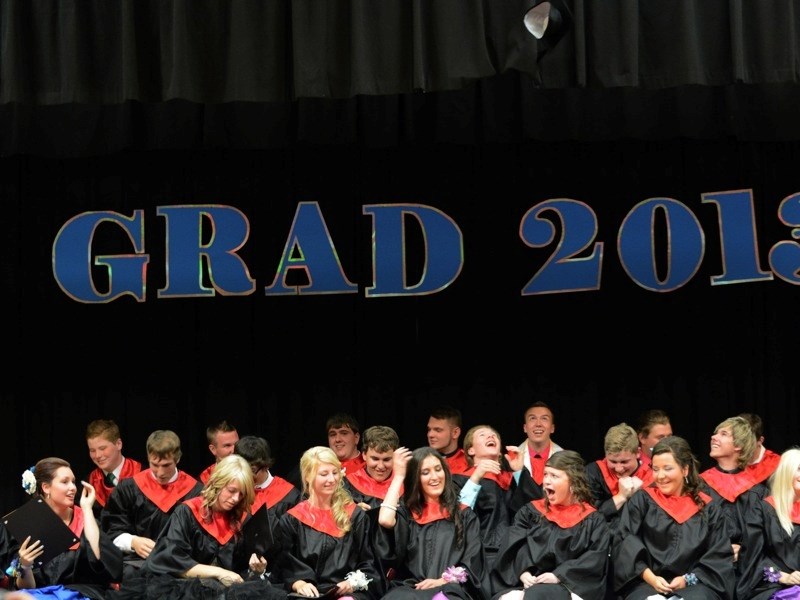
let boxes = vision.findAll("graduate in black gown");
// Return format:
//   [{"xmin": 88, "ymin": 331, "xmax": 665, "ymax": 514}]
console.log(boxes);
[
  {"xmin": 101, "ymin": 429, "xmax": 203, "ymax": 581},
  {"xmin": 343, "ymin": 426, "xmax": 401, "ymax": 511},
  {"xmin": 134, "ymin": 454, "xmax": 285, "ymax": 600},
  {"xmin": 12, "ymin": 457, "xmax": 123, "ymax": 600},
  {"xmin": 737, "ymin": 447, "xmax": 800, "ymax": 600},
  {"xmin": 274, "ymin": 445, "xmax": 383, "ymax": 600},
  {"xmin": 585, "ymin": 423, "xmax": 653, "ymax": 534},
  {"xmin": 375, "ymin": 446, "xmax": 489, "ymax": 600},
  {"xmin": 1, "ymin": 520, "xmax": 22, "ymax": 593},
  {"xmin": 699, "ymin": 416, "xmax": 767, "ymax": 575},
  {"xmin": 490, "ymin": 450, "xmax": 610, "ymax": 600},
  {"xmin": 452, "ymin": 425, "xmax": 516, "ymax": 573},
  {"xmin": 613, "ymin": 436, "xmax": 735, "ymax": 600}
]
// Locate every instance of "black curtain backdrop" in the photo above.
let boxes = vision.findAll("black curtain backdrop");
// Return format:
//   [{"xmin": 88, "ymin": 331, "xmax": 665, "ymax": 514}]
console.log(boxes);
[{"xmin": 2, "ymin": 0, "xmax": 800, "ymax": 512}]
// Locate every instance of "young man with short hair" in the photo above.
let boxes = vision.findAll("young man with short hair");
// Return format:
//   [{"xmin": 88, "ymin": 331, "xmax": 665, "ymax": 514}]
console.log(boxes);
[
  {"xmin": 101, "ymin": 429, "xmax": 203, "ymax": 581},
  {"xmin": 326, "ymin": 412, "xmax": 365, "ymax": 475},
  {"xmin": 85, "ymin": 419, "xmax": 142, "ymax": 518},
  {"xmin": 198, "ymin": 420, "xmax": 239, "ymax": 484},
  {"xmin": 344, "ymin": 425, "xmax": 401, "ymax": 509},
  {"xmin": 426, "ymin": 405, "xmax": 469, "ymax": 475}
]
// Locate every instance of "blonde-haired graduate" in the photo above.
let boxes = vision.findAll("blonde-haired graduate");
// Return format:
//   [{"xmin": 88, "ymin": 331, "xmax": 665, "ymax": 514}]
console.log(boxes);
[{"xmin": 274, "ymin": 446, "xmax": 383, "ymax": 600}]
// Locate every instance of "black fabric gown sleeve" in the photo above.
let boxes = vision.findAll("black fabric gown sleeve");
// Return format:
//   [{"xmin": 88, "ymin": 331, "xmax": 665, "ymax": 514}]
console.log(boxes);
[
  {"xmin": 0, "ymin": 522, "xmax": 20, "ymax": 577},
  {"xmin": 489, "ymin": 502, "xmax": 610, "ymax": 600},
  {"xmin": 585, "ymin": 462, "xmax": 619, "ymax": 526},
  {"xmin": 612, "ymin": 491, "xmax": 735, "ymax": 600},
  {"xmin": 509, "ymin": 469, "xmax": 543, "ymax": 514},
  {"xmin": 737, "ymin": 497, "xmax": 800, "ymax": 600},
  {"xmin": 274, "ymin": 506, "xmax": 383, "ymax": 600},
  {"xmin": 33, "ymin": 520, "xmax": 123, "ymax": 600},
  {"xmin": 373, "ymin": 504, "xmax": 489, "ymax": 600}
]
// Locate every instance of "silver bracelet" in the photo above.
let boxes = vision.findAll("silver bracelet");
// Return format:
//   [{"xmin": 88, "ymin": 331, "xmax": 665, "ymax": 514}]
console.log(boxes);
[{"xmin": 380, "ymin": 502, "xmax": 397, "ymax": 511}]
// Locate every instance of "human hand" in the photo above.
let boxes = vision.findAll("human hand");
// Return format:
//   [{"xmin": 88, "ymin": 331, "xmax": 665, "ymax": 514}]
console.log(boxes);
[
  {"xmin": 506, "ymin": 443, "xmax": 525, "ymax": 471},
  {"xmin": 732, "ymin": 543, "xmax": 741, "ymax": 562},
  {"xmin": 357, "ymin": 502, "xmax": 371, "ymax": 512},
  {"xmin": 218, "ymin": 568, "xmax": 244, "ymax": 586},
  {"xmin": 18, "ymin": 535, "xmax": 44, "ymax": 569},
  {"xmin": 248, "ymin": 553, "xmax": 267, "ymax": 575},
  {"xmin": 336, "ymin": 580, "xmax": 353, "ymax": 595},
  {"xmin": 393, "ymin": 447, "xmax": 413, "ymax": 477},
  {"xmin": 783, "ymin": 570, "xmax": 800, "ymax": 585},
  {"xmin": 79, "ymin": 480, "xmax": 96, "ymax": 510},
  {"xmin": 668, "ymin": 575, "xmax": 687, "ymax": 590},
  {"xmin": 519, "ymin": 571, "xmax": 536, "ymax": 588},
  {"xmin": 293, "ymin": 580, "xmax": 319, "ymax": 596},
  {"xmin": 414, "ymin": 577, "xmax": 445, "ymax": 590},
  {"xmin": 473, "ymin": 459, "xmax": 501, "ymax": 480},
  {"xmin": 131, "ymin": 536, "xmax": 155, "ymax": 559},
  {"xmin": 531, "ymin": 572, "xmax": 559, "ymax": 585},
  {"xmin": 649, "ymin": 575, "xmax": 672, "ymax": 596}
]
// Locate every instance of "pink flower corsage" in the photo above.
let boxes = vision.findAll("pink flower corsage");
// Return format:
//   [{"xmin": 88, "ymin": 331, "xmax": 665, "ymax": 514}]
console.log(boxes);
[{"xmin": 442, "ymin": 565, "xmax": 468, "ymax": 584}]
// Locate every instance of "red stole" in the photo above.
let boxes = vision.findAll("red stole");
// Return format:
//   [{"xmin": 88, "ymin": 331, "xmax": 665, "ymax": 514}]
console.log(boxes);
[
  {"xmin": 746, "ymin": 450, "xmax": 780, "ymax": 485},
  {"xmin": 252, "ymin": 476, "xmax": 296, "ymax": 512},
  {"xmin": 134, "ymin": 470, "xmax": 199, "ymax": 513},
  {"xmin": 89, "ymin": 457, "xmax": 142, "ymax": 507},
  {"xmin": 462, "ymin": 466, "xmax": 513, "ymax": 490},
  {"xmin": 185, "ymin": 496, "xmax": 244, "ymax": 545},
  {"xmin": 341, "ymin": 455, "xmax": 366, "ymax": 476},
  {"xmin": 67, "ymin": 506, "xmax": 85, "ymax": 550},
  {"xmin": 287, "ymin": 500, "xmax": 357, "ymax": 537},
  {"xmin": 645, "ymin": 486, "xmax": 712, "ymax": 524},
  {"xmin": 765, "ymin": 496, "xmax": 800, "ymax": 524},
  {"xmin": 532, "ymin": 498, "xmax": 596, "ymax": 527},
  {"xmin": 595, "ymin": 459, "xmax": 654, "ymax": 495},
  {"xmin": 346, "ymin": 466, "xmax": 395, "ymax": 500},
  {"xmin": 700, "ymin": 467, "xmax": 757, "ymax": 502},
  {"xmin": 444, "ymin": 449, "xmax": 470, "ymax": 476},
  {"xmin": 411, "ymin": 501, "xmax": 465, "ymax": 525},
  {"xmin": 528, "ymin": 444, "xmax": 552, "ymax": 485},
  {"xmin": 199, "ymin": 463, "xmax": 215, "ymax": 484}
]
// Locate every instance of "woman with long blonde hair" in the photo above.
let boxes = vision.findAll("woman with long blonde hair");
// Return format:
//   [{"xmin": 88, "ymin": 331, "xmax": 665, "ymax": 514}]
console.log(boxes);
[
  {"xmin": 275, "ymin": 446, "xmax": 382, "ymax": 600},
  {"xmin": 738, "ymin": 447, "xmax": 800, "ymax": 600}
]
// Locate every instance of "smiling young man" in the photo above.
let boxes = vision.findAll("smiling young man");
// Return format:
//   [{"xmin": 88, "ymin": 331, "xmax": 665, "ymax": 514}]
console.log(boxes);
[
  {"xmin": 85, "ymin": 419, "xmax": 142, "ymax": 518},
  {"xmin": 509, "ymin": 401, "xmax": 564, "ymax": 511},
  {"xmin": 101, "ymin": 429, "xmax": 203, "ymax": 581},
  {"xmin": 343, "ymin": 425, "xmax": 401, "ymax": 510}
]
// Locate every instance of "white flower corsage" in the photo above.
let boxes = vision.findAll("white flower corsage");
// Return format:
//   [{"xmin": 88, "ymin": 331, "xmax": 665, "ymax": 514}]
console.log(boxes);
[
  {"xmin": 21, "ymin": 468, "xmax": 36, "ymax": 496},
  {"xmin": 344, "ymin": 569, "xmax": 372, "ymax": 591},
  {"xmin": 442, "ymin": 565, "xmax": 468, "ymax": 584}
]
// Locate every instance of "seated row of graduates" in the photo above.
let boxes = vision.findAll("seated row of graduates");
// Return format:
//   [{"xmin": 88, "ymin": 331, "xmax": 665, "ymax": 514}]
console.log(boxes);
[{"xmin": 2, "ymin": 419, "xmax": 799, "ymax": 600}]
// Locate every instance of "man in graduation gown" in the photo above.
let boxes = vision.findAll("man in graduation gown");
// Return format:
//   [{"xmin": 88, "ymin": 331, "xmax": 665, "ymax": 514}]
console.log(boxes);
[
  {"xmin": 235, "ymin": 434, "xmax": 301, "ymax": 579},
  {"xmin": 344, "ymin": 425, "xmax": 402, "ymax": 510},
  {"xmin": 738, "ymin": 412, "xmax": 780, "ymax": 485},
  {"xmin": 101, "ymin": 429, "xmax": 203, "ymax": 581},
  {"xmin": 586, "ymin": 423, "xmax": 654, "ymax": 533},
  {"xmin": 85, "ymin": 419, "xmax": 142, "ymax": 519},
  {"xmin": 198, "ymin": 419, "xmax": 239, "ymax": 484},
  {"xmin": 426, "ymin": 406, "xmax": 469, "ymax": 475},
  {"xmin": 509, "ymin": 401, "xmax": 564, "ymax": 512}
]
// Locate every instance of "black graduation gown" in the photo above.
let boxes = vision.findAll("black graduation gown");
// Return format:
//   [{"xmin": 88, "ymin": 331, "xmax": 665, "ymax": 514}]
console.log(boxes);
[
  {"xmin": 451, "ymin": 472, "xmax": 514, "ymax": 572},
  {"xmin": 26, "ymin": 508, "xmax": 123, "ymax": 600},
  {"xmin": 373, "ymin": 503, "xmax": 489, "ymax": 600},
  {"xmin": 274, "ymin": 501, "xmax": 382, "ymax": 600},
  {"xmin": 128, "ymin": 503, "xmax": 286, "ymax": 600},
  {"xmin": 0, "ymin": 523, "xmax": 20, "ymax": 590},
  {"xmin": 737, "ymin": 497, "xmax": 800, "ymax": 600},
  {"xmin": 101, "ymin": 471, "xmax": 203, "ymax": 581},
  {"xmin": 612, "ymin": 489, "xmax": 735, "ymax": 600},
  {"xmin": 490, "ymin": 500, "xmax": 610, "ymax": 600}
]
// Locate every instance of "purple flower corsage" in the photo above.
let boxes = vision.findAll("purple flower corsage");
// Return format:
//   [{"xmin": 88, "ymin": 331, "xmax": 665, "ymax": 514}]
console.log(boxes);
[
  {"xmin": 442, "ymin": 566, "xmax": 468, "ymax": 584},
  {"xmin": 764, "ymin": 566, "xmax": 782, "ymax": 583}
]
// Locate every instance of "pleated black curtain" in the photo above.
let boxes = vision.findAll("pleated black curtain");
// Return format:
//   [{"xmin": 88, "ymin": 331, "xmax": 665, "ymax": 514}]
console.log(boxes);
[{"xmin": 2, "ymin": 0, "xmax": 800, "ymax": 512}]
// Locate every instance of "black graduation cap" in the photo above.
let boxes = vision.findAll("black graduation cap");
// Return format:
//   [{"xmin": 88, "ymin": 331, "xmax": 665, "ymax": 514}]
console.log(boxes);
[
  {"xmin": 242, "ymin": 504, "xmax": 273, "ymax": 558},
  {"xmin": 2, "ymin": 497, "xmax": 80, "ymax": 567}
]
